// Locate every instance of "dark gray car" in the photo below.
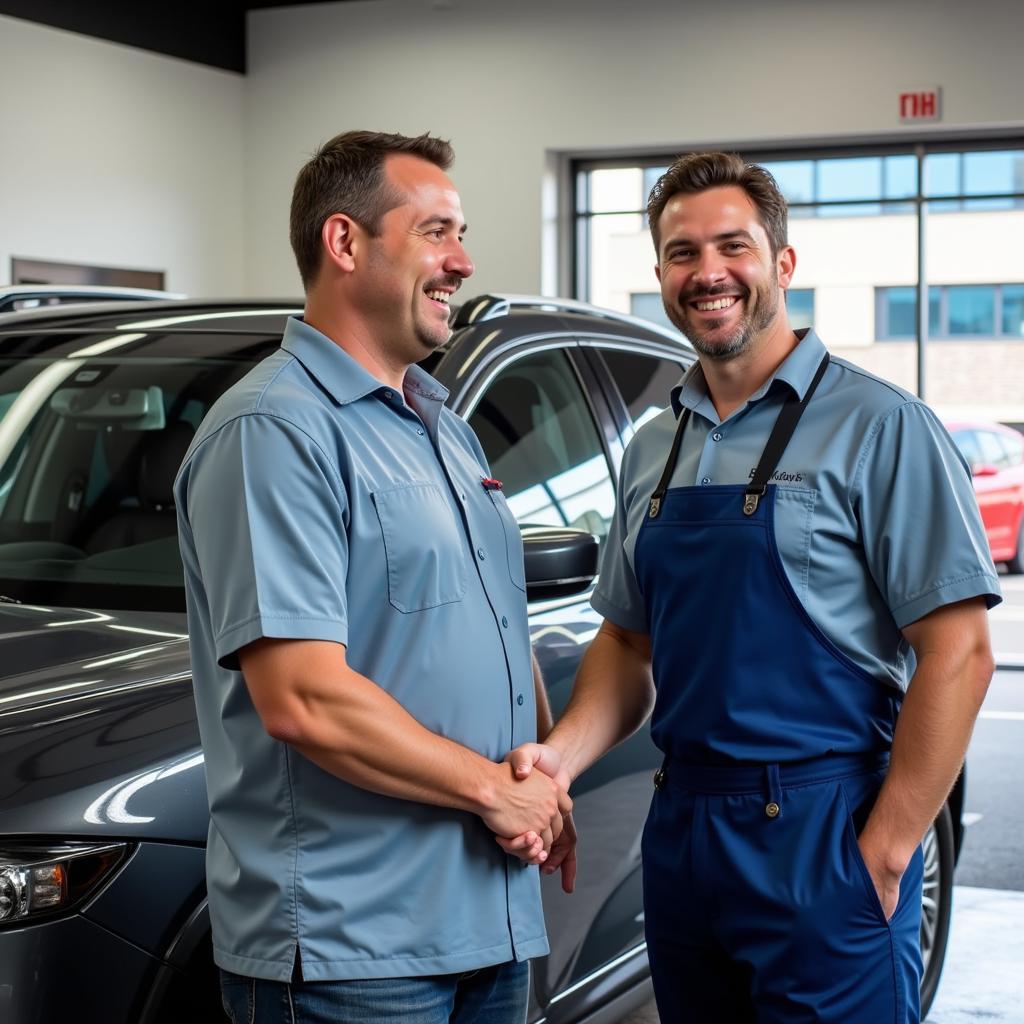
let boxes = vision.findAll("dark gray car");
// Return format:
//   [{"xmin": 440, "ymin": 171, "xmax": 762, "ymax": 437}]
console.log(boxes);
[{"xmin": 0, "ymin": 296, "xmax": 960, "ymax": 1022}]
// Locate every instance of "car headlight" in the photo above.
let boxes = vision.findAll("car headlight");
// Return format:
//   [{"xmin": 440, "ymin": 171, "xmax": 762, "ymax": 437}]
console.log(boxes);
[{"xmin": 0, "ymin": 842, "xmax": 131, "ymax": 926}]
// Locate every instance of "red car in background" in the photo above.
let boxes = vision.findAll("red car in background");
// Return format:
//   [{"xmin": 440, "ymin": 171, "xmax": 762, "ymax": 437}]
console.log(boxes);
[{"xmin": 945, "ymin": 420, "xmax": 1024, "ymax": 573}]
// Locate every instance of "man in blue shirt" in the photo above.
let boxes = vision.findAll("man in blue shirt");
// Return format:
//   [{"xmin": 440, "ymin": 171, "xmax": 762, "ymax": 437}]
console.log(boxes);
[
  {"xmin": 175, "ymin": 131, "xmax": 572, "ymax": 1024},
  {"xmin": 508, "ymin": 152, "xmax": 1000, "ymax": 1022}
]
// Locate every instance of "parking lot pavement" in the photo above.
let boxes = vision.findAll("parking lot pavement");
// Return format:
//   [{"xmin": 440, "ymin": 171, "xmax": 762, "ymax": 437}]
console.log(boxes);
[
  {"xmin": 926, "ymin": 886, "xmax": 1024, "ymax": 1022},
  {"xmin": 618, "ymin": 886, "xmax": 1024, "ymax": 1023}
]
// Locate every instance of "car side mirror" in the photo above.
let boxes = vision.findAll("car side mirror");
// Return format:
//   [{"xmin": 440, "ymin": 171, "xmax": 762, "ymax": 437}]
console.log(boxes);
[
  {"xmin": 972, "ymin": 463, "xmax": 999, "ymax": 477},
  {"xmin": 523, "ymin": 527, "xmax": 599, "ymax": 602}
]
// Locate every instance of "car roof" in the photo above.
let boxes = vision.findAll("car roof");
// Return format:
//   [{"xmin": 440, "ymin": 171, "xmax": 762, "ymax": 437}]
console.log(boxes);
[{"xmin": 0, "ymin": 293, "xmax": 695, "ymax": 368}]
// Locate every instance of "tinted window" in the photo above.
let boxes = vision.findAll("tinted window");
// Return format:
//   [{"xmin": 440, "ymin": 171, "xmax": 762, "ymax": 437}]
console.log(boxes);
[
  {"xmin": 952, "ymin": 430, "xmax": 982, "ymax": 469},
  {"xmin": 600, "ymin": 349, "xmax": 685, "ymax": 429},
  {"xmin": 977, "ymin": 429, "xmax": 1009, "ymax": 468},
  {"xmin": 469, "ymin": 350, "xmax": 615, "ymax": 547},
  {"xmin": 0, "ymin": 354, "xmax": 257, "ymax": 609},
  {"xmin": 1003, "ymin": 430, "xmax": 1024, "ymax": 466},
  {"xmin": 1002, "ymin": 285, "xmax": 1024, "ymax": 338},
  {"xmin": 788, "ymin": 289, "xmax": 815, "ymax": 330},
  {"xmin": 947, "ymin": 286, "xmax": 995, "ymax": 335}
]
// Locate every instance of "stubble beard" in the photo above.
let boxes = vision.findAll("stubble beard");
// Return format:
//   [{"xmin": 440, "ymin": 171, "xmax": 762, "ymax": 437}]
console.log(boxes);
[{"xmin": 665, "ymin": 284, "xmax": 779, "ymax": 363}]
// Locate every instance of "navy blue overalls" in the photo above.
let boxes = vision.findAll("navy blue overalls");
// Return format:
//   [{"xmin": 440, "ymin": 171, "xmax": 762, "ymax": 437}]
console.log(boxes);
[{"xmin": 635, "ymin": 356, "xmax": 924, "ymax": 1023}]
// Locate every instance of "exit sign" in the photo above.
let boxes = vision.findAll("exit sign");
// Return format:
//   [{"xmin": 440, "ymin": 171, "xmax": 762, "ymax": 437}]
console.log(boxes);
[{"xmin": 899, "ymin": 88, "xmax": 941, "ymax": 123}]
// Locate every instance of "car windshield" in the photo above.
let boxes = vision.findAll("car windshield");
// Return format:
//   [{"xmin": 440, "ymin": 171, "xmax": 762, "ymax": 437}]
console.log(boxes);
[{"xmin": 0, "ymin": 353, "xmax": 260, "ymax": 611}]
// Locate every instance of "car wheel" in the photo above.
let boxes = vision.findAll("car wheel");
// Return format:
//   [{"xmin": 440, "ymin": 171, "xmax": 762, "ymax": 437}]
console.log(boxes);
[
  {"xmin": 919, "ymin": 802, "xmax": 955, "ymax": 1019},
  {"xmin": 1005, "ymin": 517, "xmax": 1024, "ymax": 574}
]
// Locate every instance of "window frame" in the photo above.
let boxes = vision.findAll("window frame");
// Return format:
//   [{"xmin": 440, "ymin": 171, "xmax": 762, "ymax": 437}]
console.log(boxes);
[
  {"xmin": 569, "ymin": 134, "xmax": 1024, "ymax": 397},
  {"xmin": 876, "ymin": 283, "xmax": 1024, "ymax": 341}
]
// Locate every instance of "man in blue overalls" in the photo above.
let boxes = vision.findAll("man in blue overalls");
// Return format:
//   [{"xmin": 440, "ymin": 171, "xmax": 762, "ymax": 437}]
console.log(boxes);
[{"xmin": 506, "ymin": 152, "xmax": 1001, "ymax": 1021}]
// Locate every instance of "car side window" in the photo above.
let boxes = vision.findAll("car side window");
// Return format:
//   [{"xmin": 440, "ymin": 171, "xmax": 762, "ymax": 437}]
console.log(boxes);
[
  {"xmin": 468, "ymin": 349, "xmax": 615, "ymax": 547},
  {"xmin": 599, "ymin": 349, "xmax": 686, "ymax": 430},
  {"xmin": 952, "ymin": 430, "xmax": 983, "ymax": 471},
  {"xmin": 1004, "ymin": 430, "xmax": 1024, "ymax": 467},
  {"xmin": 977, "ymin": 429, "xmax": 1011, "ymax": 469}
]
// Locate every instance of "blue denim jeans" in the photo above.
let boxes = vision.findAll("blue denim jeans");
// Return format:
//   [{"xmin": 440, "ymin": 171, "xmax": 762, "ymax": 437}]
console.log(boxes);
[{"xmin": 219, "ymin": 960, "xmax": 530, "ymax": 1024}]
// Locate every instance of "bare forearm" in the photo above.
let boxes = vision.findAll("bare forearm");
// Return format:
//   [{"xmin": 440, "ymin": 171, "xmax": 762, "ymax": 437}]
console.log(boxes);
[
  {"xmin": 285, "ymin": 665, "xmax": 506, "ymax": 814},
  {"xmin": 239, "ymin": 639, "xmax": 524, "ymax": 820},
  {"xmin": 533, "ymin": 652, "xmax": 555, "ymax": 740},
  {"xmin": 862, "ymin": 600, "xmax": 994, "ymax": 872},
  {"xmin": 547, "ymin": 621, "xmax": 655, "ymax": 782}
]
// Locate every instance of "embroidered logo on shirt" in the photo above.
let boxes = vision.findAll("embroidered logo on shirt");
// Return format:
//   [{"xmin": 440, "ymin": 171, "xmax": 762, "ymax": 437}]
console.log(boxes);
[{"xmin": 748, "ymin": 468, "xmax": 805, "ymax": 484}]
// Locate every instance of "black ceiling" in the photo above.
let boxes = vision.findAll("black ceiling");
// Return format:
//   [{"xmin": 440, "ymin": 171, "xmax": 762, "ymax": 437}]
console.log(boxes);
[{"xmin": 0, "ymin": 1, "xmax": 350, "ymax": 73}]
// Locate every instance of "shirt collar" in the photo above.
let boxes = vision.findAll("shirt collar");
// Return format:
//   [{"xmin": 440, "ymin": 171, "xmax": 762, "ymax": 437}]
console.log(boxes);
[
  {"xmin": 670, "ymin": 328, "xmax": 825, "ymax": 418},
  {"xmin": 280, "ymin": 316, "xmax": 450, "ymax": 407}
]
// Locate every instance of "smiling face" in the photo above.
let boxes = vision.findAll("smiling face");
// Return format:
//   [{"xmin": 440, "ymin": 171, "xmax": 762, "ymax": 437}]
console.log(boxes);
[
  {"xmin": 654, "ymin": 185, "xmax": 794, "ymax": 362},
  {"xmin": 357, "ymin": 154, "xmax": 474, "ymax": 364}
]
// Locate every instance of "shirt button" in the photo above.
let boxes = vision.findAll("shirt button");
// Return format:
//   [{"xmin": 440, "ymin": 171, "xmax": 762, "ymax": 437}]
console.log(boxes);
[
  {"xmin": 501, "ymin": 615, "xmax": 509, "ymax": 628},
  {"xmin": 460, "ymin": 492, "xmax": 467, "ymax": 502},
  {"xmin": 517, "ymin": 693, "xmax": 524, "ymax": 706},
  {"xmin": 701, "ymin": 477, "xmax": 711, "ymax": 485},
  {"xmin": 477, "ymin": 547, "xmax": 486, "ymax": 560},
  {"xmin": 383, "ymin": 390, "xmax": 394, "ymax": 401},
  {"xmin": 712, "ymin": 431, "xmax": 723, "ymax": 441},
  {"xmin": 416, "ymin": 427, "xmax": 425, "ymax": 436}
]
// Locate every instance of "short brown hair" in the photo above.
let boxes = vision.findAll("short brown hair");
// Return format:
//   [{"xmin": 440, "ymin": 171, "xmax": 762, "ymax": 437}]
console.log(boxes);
[
  {"xmin": 646, "ymin": 152, "xmax": 788, "ymax": 257},
  {"xmin": 289, "ymin": 130, "xmax": 454, "ymax": 288}
]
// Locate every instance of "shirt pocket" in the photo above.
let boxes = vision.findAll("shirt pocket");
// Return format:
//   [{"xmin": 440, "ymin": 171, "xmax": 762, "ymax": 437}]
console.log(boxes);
[
  {"xmin": 488, "ymin": 489, "xmax": 527, "ymax": 592},
  {"xmin": 774, "ymin": 486, "xmax": 816, "ymax": 603},
  {"xmin": 372, "ymin": 482, "xmax": 467, "ymax": 613}
]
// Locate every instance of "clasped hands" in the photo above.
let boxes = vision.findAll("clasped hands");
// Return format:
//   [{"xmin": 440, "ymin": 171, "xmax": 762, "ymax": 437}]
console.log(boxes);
[{"xmin": 486, "ymin": 743, "xmax": 577, "ymax": 893}]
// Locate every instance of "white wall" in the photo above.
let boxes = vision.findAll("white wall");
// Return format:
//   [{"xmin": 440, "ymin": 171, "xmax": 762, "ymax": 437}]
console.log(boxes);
[
  {"xmin": 245, "ymin": 0, "xmax": 1024, "ymax": 298},
  {"xmin": 0, "ymin": 15, "xmax": 246, "ymax": 297}
]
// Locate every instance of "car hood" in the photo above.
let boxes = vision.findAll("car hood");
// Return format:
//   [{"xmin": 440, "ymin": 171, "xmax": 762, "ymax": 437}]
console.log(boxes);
[{"xmin": 0, "ymin": 604, "xmax": 208, "ymax": 843}]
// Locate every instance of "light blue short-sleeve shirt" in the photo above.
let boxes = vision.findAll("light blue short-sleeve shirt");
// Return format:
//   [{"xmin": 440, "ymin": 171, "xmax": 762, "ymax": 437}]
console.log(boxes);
[
  {"xmin": 175, "ymin": 317, "xmax": 547, "ymax": 981},
  {"xmin": 592, "ymin": 329, "xmax": 1002, "ymax": 691}
]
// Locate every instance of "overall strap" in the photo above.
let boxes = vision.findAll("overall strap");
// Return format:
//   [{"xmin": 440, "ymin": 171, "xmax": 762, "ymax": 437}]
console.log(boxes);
[
  {"xmin": 743, "ymin": 353, "xmax": 830, "ymax": 515},
  {"xmin": 649, "ymin": 407, "xmax": 691, "ymax": 519}
]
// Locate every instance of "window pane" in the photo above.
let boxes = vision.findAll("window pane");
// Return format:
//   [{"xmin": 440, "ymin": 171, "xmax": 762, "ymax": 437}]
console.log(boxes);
[
  {"xmin": 951, "ymin": 430, "xmax": 982, "ymax": 469},
  {"xmin": 818, "ymin": 202, "xmax": 882, "ymax": 218},
  {"xmin": 883, "ymin": 287, "xmax": 916, "ymax": 338},
  {"xmin": 1002, "ymin": 284, "xmax": 1024, "ymax": 337},
  {"xmin": 817, "ymin": 157, "xmax": 883, "ymax": 202},
  {"xmin": 787, "ymin": 289, "xmax": 814, "ymax": 330},
  {"xmin": 760, "ymin": 160, "xmax": 814, "ymax": 204},
  {"xmin": 879, "ymin": 287, "xmax": 940, "ymax": 338},
  {"xmin": 884, "ymin": 155, "xmax": 918, "ymax": 199},
  {"xmin": 1003, "ymin": 430, "xmax": 1024, "ymax": 465},
  {"xmin": 977, "ymin": 429, "xmax": 1009, "ymax": 468},
  {"xmin": 924, "ymin": 153, "xmax": 960, "ymax": 197},
  {"xmin": 630, "ymin": 292, "xmax": 676, "ymax": 333},
  {"xmin": 962, "ymin": 150, "xmax": 1024, "ymax": 196},
  {"xmin": 642, "ymin": 166, "xmax": 668, "ymax": 206},
  {"xmin": 601, "ymin": 349, "xmax": 685, "ymax": 429},
  {"xmin": 587, "ymin": 168, "xmax": 644, "ymax": 213},
  {"xmin": 947, "ymin": 286, "xmax": 995, "ymax": 335},
  {"xmin": 468, "ymin": 350, "xmax": 615, "ymax": 546}
]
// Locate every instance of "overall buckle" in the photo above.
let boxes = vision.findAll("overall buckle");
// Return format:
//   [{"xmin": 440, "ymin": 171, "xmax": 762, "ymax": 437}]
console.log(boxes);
[{"xmin": 742, "ymin": 486, "xmax": 766, "ymax": 516}]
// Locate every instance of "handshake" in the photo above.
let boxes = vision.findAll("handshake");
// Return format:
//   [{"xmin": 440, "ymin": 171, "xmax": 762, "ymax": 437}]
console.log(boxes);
[{"xmin": 482, "ymin": 742, "xmax": 577, "ymax": 894}]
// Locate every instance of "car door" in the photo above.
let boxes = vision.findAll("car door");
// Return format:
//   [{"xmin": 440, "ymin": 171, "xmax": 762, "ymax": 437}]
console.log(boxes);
[
  {"xmin": 451, "ymin": 338, "xmax": 656, "ymax": 1019},
  {"xmin": 972, "ymin": 428, "xmax": 1018, "ymax": 559}
]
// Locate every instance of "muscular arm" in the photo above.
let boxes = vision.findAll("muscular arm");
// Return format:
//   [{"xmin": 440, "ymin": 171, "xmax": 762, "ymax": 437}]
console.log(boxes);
[
  {"xmin": 238, "ymin": 637, "xmax": 570, "ymax": 840},
  {"xmin": 533, "ymin": 651, "xmax": 554, "ymax": 741},
  {"xmin": 546, "ymin": 618, "xmax": 656, "ymax": 782},
  {"xmin": 859, "ymin": 597, "xmax": 994, "ymax": 916}
]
